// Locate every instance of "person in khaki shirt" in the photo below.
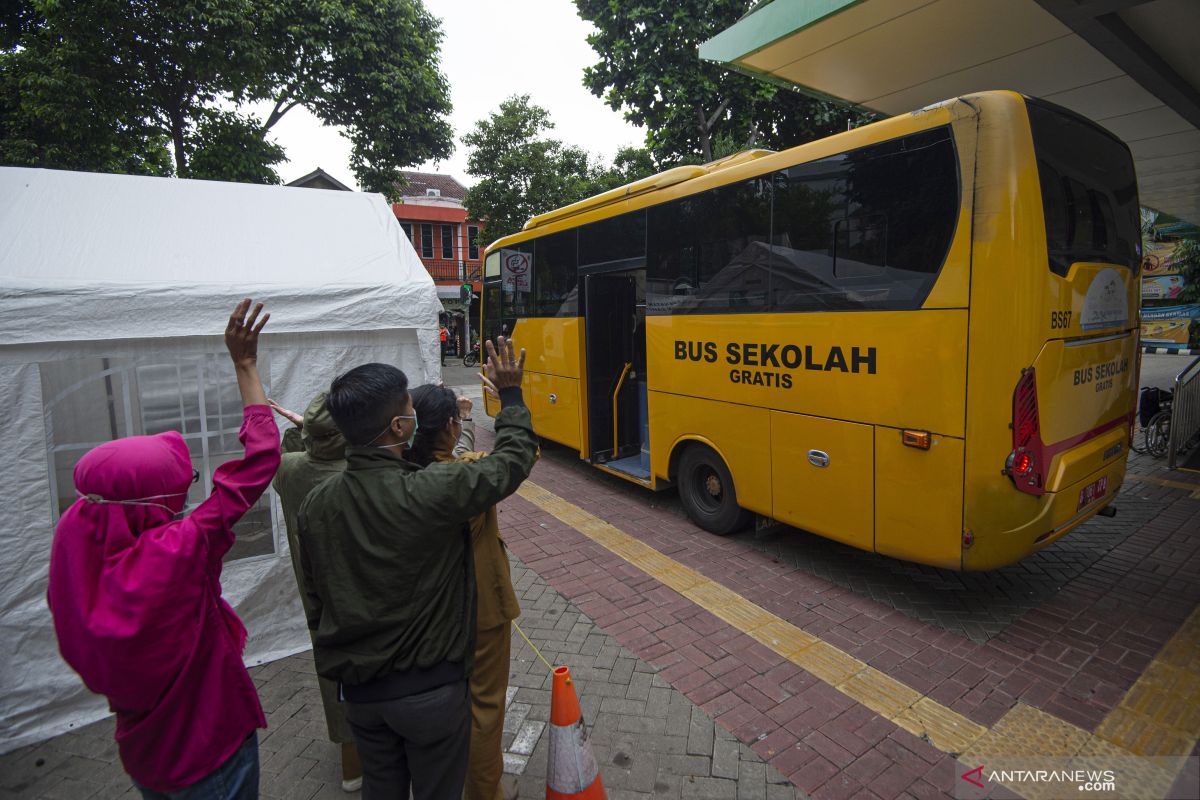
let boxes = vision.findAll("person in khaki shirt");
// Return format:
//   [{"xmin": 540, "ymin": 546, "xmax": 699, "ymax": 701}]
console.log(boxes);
[{"xmin": 406, "ymin": 384, "xmax": 524, "ymax": 800}]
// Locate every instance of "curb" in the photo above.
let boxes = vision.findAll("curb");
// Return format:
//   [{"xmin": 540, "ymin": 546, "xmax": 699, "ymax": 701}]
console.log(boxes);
[{"xmin": 1143, "ymin": 347, "xmax": 1197, "ymax": 355}]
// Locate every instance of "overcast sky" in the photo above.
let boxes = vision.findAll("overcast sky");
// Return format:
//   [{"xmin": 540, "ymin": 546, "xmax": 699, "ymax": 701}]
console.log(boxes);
[{"xmin": 264, "ymin": 0, "xmax": 646, "ymax": 190}]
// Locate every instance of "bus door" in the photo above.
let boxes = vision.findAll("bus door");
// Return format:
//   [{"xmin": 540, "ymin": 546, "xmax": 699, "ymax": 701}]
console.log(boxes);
[{"xmin": 583, "ymin": 270, "xmax": 647, "ymax": 476}]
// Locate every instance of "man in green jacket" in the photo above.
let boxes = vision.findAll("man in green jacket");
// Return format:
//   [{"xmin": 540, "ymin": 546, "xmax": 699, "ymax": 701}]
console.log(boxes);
[
  {"xmin": 296, "ymin": 337, "xmax": 536, "ymax": 800},
  {"xmin": 270, "ymin": 393, "xmax": 362, "ymax": 792}
]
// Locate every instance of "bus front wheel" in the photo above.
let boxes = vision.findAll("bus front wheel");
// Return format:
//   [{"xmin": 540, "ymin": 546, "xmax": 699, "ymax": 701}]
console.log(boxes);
[{"xmin": 678, "ymin": 446, "xmax": 752, "ymax": 536}]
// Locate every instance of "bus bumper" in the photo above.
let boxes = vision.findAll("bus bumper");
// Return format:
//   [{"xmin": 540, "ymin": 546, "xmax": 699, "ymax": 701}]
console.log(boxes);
[{"xmin": 962, "ymin": 458, "xmax": 1128, "ymax": 571}]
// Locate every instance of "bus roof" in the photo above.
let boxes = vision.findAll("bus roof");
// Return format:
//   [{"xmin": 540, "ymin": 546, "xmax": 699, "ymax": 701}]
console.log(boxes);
[
  {"xmin": 521, "ymin": 148, "xmax": 776, "ymax": 233},
  {"xmin": 486, "ymin": 91, "xmax": 1005, "ymax": 253}
]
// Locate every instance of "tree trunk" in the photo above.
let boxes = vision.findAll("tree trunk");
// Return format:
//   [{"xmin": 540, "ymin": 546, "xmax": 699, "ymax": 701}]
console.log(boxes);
[
  {"xmin": 697, "ymin": 100, "xmax": 730, "ymax": 163},
  {"xmin": 170, "ymin": 109, "xmax": 187, "ymax": 175},
  {"xmin": 744, "ymin": 120, "xmax": 760, "ymax": 149}
]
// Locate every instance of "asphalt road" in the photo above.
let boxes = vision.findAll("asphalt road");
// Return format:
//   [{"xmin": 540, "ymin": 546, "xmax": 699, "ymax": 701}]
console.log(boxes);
[{"xmin": 1140, "ymin": 351, "xmax": 1197, "ymax": 390}]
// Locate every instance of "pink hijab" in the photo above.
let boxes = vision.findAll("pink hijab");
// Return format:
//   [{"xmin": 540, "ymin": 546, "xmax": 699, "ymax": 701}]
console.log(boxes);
[{"xmin": 49, "ymin": 431, "xmax": 217, "ymax": 714}]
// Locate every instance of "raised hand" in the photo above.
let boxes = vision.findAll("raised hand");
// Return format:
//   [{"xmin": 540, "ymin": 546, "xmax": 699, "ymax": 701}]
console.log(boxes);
[
  {"xmin": 268, "ymin": 399, "xmax": 304, "ymax": 428},
  {"xmin": 456, "ymin": 395, "xmax": 474, "ymax": 419},
  {"xmin": 225, "ymin": 299, "xmax": 269, "ymax": 407},
  {"xmin": 478, "ymin": 335, "xmax": 526, "ymax": 397},
  {"xmin": 225, "ymin": 299, "xmax": 269, "ymax": 367}
]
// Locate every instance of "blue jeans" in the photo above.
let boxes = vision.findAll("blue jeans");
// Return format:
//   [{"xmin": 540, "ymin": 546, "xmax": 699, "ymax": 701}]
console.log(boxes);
[{"xmin": 136, "ymin": 732, "xmax": 259, "ymax": 800}]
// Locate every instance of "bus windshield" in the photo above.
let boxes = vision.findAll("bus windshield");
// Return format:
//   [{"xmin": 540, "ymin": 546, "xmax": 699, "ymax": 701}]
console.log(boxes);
[{"xmin": 1027, "ymin": 99, "xmax": 1140, "ymax": 277}]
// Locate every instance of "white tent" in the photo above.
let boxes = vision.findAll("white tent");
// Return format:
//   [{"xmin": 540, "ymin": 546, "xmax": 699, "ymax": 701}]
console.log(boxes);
[{"xmin": 0, "ymin": 167, "xmax": 442, "ymax": 752}]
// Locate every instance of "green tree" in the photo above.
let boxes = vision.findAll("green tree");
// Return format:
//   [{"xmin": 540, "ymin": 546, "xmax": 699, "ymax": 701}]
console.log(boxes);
[
  {"xmin": 575, "ymin": 0, "xmax": 871, "ymax": 163},
  {"xmin": 1173, "ymin": 238, "xmax": 1200, "ymax": 347},
  {"xmin": 586, "ymin": 145, "xmax": 661, "ymax": 194},
  {"xmin": 463, "ymin": 95, "xmax": 604, "ymax": 245},
  {"xmin": 1, "ymin": 0, "xmax": 453, "ymax": 192},
  {"xmin": 1175, "ymin": 239, "xmax": 1200, "ymax": 303}
]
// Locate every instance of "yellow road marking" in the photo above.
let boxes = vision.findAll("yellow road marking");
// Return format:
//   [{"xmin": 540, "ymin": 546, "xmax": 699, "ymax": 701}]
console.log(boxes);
[
  {"xmin": 1125, "ymin": 473, "xmax": 1200, "ymax": 498},
  {"xmin": 515, "ymin": 480, "xmax": 1199, "ymax": 792}
]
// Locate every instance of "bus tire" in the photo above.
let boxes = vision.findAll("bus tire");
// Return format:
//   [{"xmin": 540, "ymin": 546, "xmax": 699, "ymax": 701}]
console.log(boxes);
[{"xmin": 678, "ymin": 445, "xmax": 752, "ymax": 536}]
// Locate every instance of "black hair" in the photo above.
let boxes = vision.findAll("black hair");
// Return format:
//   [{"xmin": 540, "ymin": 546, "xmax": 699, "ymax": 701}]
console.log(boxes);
[
  {"xmin": 327, "ymin": 363, "xmax": 409, "ymax": 447},
  {"xmin": 405, "ymin": 384, "xmax": 459, "ymax": 467}
]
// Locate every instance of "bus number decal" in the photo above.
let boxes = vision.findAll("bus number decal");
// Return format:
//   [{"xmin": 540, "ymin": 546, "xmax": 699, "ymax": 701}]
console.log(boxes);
[
  {"xmin": 674, "ymin": 340, "xmax": 877, "ymax": 388},
  {"xmin": 1050, "ymin": 310, "xmax": 1072, "ymax": 329}
]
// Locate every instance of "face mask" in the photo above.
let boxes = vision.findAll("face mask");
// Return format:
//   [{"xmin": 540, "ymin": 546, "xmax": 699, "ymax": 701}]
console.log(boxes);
[
  {"xmin": 76, "ymin": 468, "xmax": 200, "ymax": 517},
  {"xmin": 366, "ymin": 415, "xmax": 418, "ymax": 450},
  {"xmin": 78, "ymin": 491, "xmax": 189, "ymax": 515}
]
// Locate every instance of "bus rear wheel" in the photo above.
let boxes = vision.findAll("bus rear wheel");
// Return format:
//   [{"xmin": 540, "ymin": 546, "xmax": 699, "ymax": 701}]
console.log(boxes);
[{"xmin": 678, "ymin": 445, "xmax": 752, "ymax": 536}]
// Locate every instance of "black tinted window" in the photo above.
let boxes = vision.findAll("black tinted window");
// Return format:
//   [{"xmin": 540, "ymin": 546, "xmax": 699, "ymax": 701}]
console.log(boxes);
[
  {"xmin": 579, "ymin": 211, "xmax": 646, "ymax": 268},
  {"xmin": 483, "ymin": 280, "xmax": 501, "ymax": 341},
  {"xmin": 1027, "ymin": 99, "xmax": 1139, "ymax": 277},
  {"xmin": 534, "ymin": 230, "xmax": 578, "ymax": 316},
  {"xmin": 647, "ymin": 179, "xmax": 772, "ymax": 314},
  {"xmin": 771, "ymin": 126, "xmax": 958, "ymax": 311},
  {"xmin": 498, "ymin": 244, "xmax": 533, "ymax": 318}
]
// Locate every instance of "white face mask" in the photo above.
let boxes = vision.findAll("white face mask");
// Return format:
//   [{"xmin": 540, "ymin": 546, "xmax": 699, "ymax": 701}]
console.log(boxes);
[
  {"xmin": 76, "ymin": 468, "xmax": 200, "ymax": 518},
  {"xmin": 366, "ymin": 415, "xmax": 418, "ymax": 450},
  {"xmin": 78, "ymin": 490, "xmax": 192, "ymax": 519}
]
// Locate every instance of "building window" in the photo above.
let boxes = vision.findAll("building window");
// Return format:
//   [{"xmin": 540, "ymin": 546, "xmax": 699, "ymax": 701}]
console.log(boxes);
[
  {"xmin": 421, "ymin": 224, "xmax": 433, "ymax": 259},
  {"xmin": 400, "ymin": 222, "xmax": 412, "ymax": 242},
  {"xmin": 441, "ymin": 225, "xmax": 454, "ymax": 259},
  {"xmin": 468, "ymin": 226, "xmax": 480, "ymax": 261}
]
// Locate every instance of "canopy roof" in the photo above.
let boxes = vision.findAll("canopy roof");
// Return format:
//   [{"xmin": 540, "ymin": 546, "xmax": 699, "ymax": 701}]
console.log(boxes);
[
  {"xmin": 700, "ymin": 0, "xmax": 1200, "ymax": 224},
  {"xmin": 0, "ymin": 167, "xmax": 441, "ymax": 345}
]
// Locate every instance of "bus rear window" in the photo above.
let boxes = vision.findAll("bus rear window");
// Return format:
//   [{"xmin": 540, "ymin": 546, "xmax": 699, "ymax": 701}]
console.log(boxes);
[{"xmin": 1027, "ymin": 99, "xmax": 1139, "ymax": 277}]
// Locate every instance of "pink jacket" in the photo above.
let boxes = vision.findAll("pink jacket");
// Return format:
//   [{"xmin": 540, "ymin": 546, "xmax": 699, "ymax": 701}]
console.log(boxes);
[{"xmin": 48, "ymin": 405, "xmax": 280, "ymax": 792}]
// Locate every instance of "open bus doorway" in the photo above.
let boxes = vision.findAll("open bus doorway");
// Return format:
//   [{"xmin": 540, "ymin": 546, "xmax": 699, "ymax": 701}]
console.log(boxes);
[{"xmin": 583, "ymin": 269, "xmax": 648, "ymax": 478}]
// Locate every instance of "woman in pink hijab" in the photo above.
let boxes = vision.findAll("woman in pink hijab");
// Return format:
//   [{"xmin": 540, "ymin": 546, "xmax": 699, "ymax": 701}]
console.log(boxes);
[{"xmin": 48, "ymin": 300, "xmax": 281, "ymax": 799}]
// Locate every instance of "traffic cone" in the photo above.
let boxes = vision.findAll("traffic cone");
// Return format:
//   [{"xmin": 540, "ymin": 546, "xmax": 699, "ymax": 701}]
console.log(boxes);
[{"xmin": 546, "ymin": 666, "xmax": 606, "ymax": 800}]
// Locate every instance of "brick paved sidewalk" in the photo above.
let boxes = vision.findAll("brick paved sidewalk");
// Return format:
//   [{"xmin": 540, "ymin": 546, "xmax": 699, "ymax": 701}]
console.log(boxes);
[
  {"xmin": 480, "ymin": 422, "xmax": 1200, "ymax": 800},
  {"xmin": 0, "ymin": 555, "xmax": 804, "ymax": 800},
  {"xmin": 5, "ymin": 378, "xmax": 1199, "ymax": 800}
]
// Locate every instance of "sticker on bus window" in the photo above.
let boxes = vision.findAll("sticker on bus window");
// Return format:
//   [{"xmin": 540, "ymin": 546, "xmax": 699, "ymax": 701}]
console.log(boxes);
[
  {"xmin": 500, "ymin": 249, "xmax": 531, "ymax": 292},
  {"xmin": 1080, "ymin": 268, "xmax": 1128, "ymax": 331}
]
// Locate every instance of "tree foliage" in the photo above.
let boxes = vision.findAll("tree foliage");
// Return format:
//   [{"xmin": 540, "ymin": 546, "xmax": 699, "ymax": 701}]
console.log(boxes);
[
  {"xmin": 463, "ymin": 95, "xmax": 658, "ymax": 246},
  {"xmin": 1, "ymin": 0, "xmax": 453, "ymax": 192},
  {"xmin": 574, "ymin": 0, "xmax": 872, "ymax": 163}
]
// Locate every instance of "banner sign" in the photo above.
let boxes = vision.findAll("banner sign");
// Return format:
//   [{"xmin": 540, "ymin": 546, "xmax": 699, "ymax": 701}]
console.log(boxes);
[
  {"xmin": 1141, "ymin": 275, "xmax": 1186, "ymax": 300},
  {"xmin": 1141, "ymin": 319, "xmax": 1192, "ymax": 346},
  {"xmin": 1142, "ymin": 241, "xmax": 1181, "ymax": 276},
  {"xmin": 1140, "ymin": 304, "xmax": 1200, "ymax": 321}
]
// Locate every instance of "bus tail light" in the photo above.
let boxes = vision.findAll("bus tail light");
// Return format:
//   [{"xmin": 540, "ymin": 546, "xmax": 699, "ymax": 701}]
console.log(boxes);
[{"xmin": 1005, "ymin": 367, "xmax": 1046, "ymax": 496}]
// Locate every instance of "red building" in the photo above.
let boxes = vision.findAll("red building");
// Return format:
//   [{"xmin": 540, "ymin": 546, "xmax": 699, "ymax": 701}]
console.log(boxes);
[
  {"xmin": 391, "ymin": 172, "xmax": 483, "ymax": 355},
  {"xmin": 286, "ymin": 168, "xmax": 484, "ymax": 355}
]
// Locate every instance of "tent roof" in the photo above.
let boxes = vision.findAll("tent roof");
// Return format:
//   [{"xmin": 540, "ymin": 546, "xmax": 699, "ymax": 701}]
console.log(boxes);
[
  {"xmin": 700, "ymin": 0, "xmax": 1200, "ymax": 225},
  {"xmin": 0, "ymin": 167, "xmax": 441, "ymax": 346}
]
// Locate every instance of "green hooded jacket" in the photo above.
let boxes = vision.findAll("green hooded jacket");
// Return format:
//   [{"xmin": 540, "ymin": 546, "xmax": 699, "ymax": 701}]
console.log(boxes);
[{"xmin": 273, "ymin": 392, "xmax": 347, "ymax": 607}]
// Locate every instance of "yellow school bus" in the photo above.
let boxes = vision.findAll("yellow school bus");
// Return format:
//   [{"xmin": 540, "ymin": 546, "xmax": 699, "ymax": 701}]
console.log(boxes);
[{"xmin": 481, "ymin": 91, "xmax": 1140, "ymax": 570}]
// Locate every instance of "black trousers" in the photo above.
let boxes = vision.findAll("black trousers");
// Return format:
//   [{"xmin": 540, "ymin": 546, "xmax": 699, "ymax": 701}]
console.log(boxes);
[{"xmin": 344, "ymin": 679, "xmax": 470, "ymax": 800}]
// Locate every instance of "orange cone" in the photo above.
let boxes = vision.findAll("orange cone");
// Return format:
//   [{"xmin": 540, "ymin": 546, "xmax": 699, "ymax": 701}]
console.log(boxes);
[{"xmin": 546, "ymin": 666, "xmax": 607, "ymax": 800}]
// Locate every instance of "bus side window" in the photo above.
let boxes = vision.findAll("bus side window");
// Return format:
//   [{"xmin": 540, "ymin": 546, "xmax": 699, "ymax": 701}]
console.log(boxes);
[
  {"xmin": 534, "ymin": 230, "xmax": 578, "ymax": 317},
  {"xmin": 647, "ymin": 178, "xmax": 771, "ymax": 315},
  {"xmin": 833, "ymin": 214, "xmax": 887, "ymax": 276},
  {"xmin": 772, "ymin": 126, "xmax": 958, "ymax": 312}
]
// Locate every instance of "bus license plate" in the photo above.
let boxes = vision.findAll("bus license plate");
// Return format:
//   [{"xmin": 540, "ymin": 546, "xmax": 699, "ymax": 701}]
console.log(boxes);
[{"xmin": 1078, "ymin": 477, "xmax": 1108, "ymax": 511}]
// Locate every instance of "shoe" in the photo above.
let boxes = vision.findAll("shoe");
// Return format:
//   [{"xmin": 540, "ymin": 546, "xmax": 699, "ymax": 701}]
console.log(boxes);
[{"xmin": 341, "ymin": 776, "xmax": 362, "ymax": 792}]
